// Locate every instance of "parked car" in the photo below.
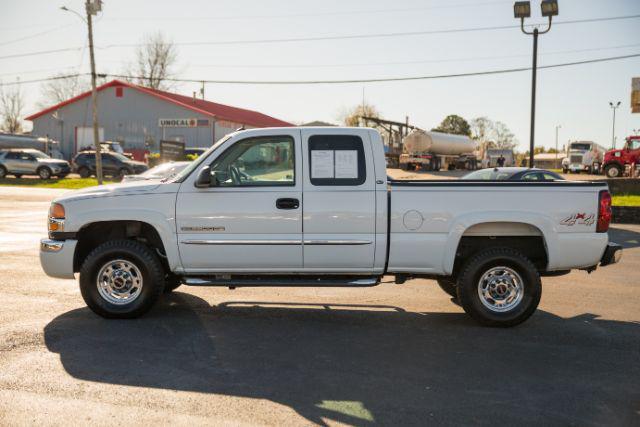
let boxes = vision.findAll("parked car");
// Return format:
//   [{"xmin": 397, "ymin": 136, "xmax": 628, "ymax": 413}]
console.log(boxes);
[
  {"xmin": 40, "ymin": 127, "xmax": 621, "ymax": 327},
  {"xmin": 462, "ymin": 167, "xmax": 564, "ymax": 181},
  {"xmin": 0, "ymin": 148, "xmax": 70, "ymax": 179},
  {"xmin": 602, "ymin": 135, "xmax": 640, "ymax": 178},
  {"xmin": 122, "ymin": 161, "xmax": 189, "ymax": 183},
  {"xmin": 71, "ymin": 151, "xmax": 148, "ymax": 179}
]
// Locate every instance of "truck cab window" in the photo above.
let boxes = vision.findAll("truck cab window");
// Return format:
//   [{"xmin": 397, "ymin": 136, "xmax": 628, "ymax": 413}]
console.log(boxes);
[
  {"xmin": 209, "ymin": 136, "xmax": 294, "ymax": 187},
  {"xmin": 308, "ymin": 135, "xmax": 366, "ymax": 186}
]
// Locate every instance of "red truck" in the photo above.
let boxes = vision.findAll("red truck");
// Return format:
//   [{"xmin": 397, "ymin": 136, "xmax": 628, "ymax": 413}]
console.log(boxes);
[{"xmin": 603, "ymin": 135, "xmax": 640, "ymax": 178}]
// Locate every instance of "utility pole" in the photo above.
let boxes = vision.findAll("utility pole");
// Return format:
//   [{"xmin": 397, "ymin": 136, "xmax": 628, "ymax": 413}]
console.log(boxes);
[
  {"xmin": 609, "ymin": 101, "xmax": 621, "ymax": 150},
  {"xmin": 86, "ymin": 0, "xmax": 103, "ymax": 184},
  {"xmin": 555, "ymin": 124, "xmax": 561, "ymax": 168}
]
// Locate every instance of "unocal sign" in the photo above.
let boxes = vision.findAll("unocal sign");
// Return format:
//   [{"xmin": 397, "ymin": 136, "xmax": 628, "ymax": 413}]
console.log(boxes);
[{"xmin": 159, "ymin": 118, "xmax": 209, "ymax": 127}]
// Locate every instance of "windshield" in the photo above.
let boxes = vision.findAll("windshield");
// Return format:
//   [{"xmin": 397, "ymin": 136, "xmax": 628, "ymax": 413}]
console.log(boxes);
[
  {"xmin": 171, "ymin": 133, "xmax": 234, "ymax": 183},
  {"xmin": 30, "ymin": 151, "xmax": 50, "ymax": 159},
  {"xmin": 461, "ymin": 169, "xmax": 515, "ymax": 180},
  {"xmin": 570, "ymin": 143, "xmax": 591, "ymax": 151}
]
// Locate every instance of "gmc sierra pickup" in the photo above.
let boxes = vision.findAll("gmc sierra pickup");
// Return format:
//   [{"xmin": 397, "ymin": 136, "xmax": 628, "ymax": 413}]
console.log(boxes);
[{"xmin": 40, "ymin": 127, "xmax": 622, "ymax": 327}]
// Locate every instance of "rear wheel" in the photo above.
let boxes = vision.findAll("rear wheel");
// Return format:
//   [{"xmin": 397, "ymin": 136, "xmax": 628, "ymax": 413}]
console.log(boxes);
[
  {"xmin": 456, "ymin": 247, "xmax": 541, "ymax": 327},
  {"xmin": 0, "ymin": 165, "xmax": 6, "ymax": 179},
  {"xmin": 604, "ymin": 164, "xmax": 622, "ymax": 178},
  {"xmin": 79, "ymin": 240, "xmax": 165, "ymax": 318},
  {"xmin": 118, "ymin": 167, "xmax": 131, "ymax": 181}
]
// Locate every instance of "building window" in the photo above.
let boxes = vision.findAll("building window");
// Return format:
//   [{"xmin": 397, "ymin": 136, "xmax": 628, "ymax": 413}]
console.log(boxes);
[{"xmin": 115, "ymin": 87, "xmax": 123, "ymax": 97}]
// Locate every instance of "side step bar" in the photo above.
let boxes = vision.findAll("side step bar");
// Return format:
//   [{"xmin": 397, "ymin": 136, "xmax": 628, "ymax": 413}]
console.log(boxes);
[{"xmin": 184, "ymin": 276, "xmax": 380, "ymax": 288}]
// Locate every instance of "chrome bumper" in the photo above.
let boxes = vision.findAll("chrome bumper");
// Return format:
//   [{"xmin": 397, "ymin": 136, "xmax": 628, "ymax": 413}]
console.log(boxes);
[
  {"xmin": 600, "ymin": 242, "xmax": 623, "ymax": 267},
  {"xmin": 40, "ymin": 238, "xmax": 77, "ymax": 279}
]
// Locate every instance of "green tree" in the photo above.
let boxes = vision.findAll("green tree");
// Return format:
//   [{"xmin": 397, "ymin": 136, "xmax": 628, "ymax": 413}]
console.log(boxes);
[{"xmin": 432, "ymin": 114, "xmax": 471, "ymax": 136}]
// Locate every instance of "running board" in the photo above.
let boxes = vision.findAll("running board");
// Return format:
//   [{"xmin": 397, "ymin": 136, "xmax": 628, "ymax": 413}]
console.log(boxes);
[{"xmin": 183, "ymin": 276, "xmax": 380, "ymax": 288}]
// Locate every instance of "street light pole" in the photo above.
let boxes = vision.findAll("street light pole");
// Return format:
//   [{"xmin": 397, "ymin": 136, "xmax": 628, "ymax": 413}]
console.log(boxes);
[
  {"xmin": 609, "ymin": 101, "xmax": 621, "ymax": 150},
  {"xmin": 85, "ymin": 0, "xmax": 103, "ymax": 185},
  {"xmin": 514, "ymin": 0, "xmax": 558, "ymax": 168}
]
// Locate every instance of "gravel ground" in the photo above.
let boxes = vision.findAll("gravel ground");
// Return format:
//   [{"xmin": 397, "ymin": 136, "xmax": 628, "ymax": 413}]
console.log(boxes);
[{"xmin": 0, "ymin": 186, "xmax": 639, "ymax": 426}]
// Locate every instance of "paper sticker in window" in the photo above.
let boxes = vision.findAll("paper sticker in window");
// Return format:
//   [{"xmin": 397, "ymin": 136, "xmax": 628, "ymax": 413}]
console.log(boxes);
[
  {"xmin": 311, "ymin": 150, "xmax": 334, "ymax": 178},
  {"xmin": 335, "ymin": 150, "xmax": 358, "ymax": 178}
]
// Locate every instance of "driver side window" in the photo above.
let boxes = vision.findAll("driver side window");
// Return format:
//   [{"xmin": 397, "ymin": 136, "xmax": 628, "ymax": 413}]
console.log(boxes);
[{"xmin": 209, "ymin": 136, "xmax": 295, "ymax": 187}]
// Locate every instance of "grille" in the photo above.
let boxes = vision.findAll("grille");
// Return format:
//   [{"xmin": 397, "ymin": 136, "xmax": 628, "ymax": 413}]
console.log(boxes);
[{"xmin": 570, "ymin": 155, "xmax": 582, "ymax": 164}]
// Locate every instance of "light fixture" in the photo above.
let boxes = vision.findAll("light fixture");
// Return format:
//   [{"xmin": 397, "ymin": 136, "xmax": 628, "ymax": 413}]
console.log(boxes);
[
  {"xmin": 541, "ymin": 0, "xmax": 559, "ymax": 17},
  {"xmin": 514, "ymin": 1, "xmax": 531, "ymax": 18}
]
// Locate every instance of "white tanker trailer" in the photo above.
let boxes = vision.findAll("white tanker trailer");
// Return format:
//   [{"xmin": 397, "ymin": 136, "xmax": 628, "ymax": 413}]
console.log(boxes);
[{"xmin": 399, "ymin": 129, "xmax": 478, "ymax": 171}]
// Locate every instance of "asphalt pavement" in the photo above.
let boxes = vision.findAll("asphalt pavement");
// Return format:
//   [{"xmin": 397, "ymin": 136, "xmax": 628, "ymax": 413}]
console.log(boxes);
[{"xmin": 0, "ymin": 186, "xmax": 639, "ymax": 426}]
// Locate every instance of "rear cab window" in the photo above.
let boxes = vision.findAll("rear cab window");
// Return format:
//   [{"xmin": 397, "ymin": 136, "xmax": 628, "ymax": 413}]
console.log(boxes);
[{"xmin": 307, "ymin": 135, "xmax": 366, "ymax": 186}]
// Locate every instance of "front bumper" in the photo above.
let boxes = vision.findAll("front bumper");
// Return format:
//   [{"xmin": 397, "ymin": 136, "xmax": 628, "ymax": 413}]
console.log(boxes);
[
  {"xmin": 40, "ymin": 238, "xmax": 77, "ymax": 279},
  {"xmin": 600, "ymin": 242, "xmax": 623, "ymax": 267}
]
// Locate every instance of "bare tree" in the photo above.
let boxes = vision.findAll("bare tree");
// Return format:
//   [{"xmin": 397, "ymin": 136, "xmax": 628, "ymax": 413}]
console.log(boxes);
[
  {"xmin": 492, "ymin": 121, "xmax": 517, "ymax": 149},
  {"xmin": 128, "ymin": 32, "xmax": 178, "ymax": 90},
  {"xmin": 0, "ymin": 82, "xmax": 25, "ymax": 133},
  {"xmin": 37, "ymin": 74, "xmax": 88, "ymax": 109},
  {"xmin": 470, "ymin": 117, "xmax": 517, "ymax": 150},
  {"xmin": 340, "ymin": 103, "xmax": 380, "ymax": 127}
]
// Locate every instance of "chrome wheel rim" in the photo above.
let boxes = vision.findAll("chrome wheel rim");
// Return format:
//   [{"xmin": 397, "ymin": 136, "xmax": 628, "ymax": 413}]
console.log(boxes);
[
  {"xmin": 477, "ymin": 266, "xmax": 524, "ymax": 313},
  {"xmin": 96, "ymin": 259, "xmax": 143, "ymax": 305}
]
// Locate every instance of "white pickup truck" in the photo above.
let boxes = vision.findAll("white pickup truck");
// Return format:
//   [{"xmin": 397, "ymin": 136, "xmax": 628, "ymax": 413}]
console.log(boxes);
[{"xmin": 40, "ymin": 127, "xmax": 622, "ymax": 327}]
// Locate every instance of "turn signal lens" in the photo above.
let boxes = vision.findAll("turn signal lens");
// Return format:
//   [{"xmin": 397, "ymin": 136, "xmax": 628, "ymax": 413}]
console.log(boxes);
[{"xmin": 49, "ymin": 203, "xmax": 65, "ymax": 219}]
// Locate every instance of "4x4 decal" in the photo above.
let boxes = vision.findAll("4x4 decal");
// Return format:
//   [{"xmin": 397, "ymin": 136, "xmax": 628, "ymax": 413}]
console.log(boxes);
[{"xmin": 561, "ymin": 213, "xmax": 595, "ymax": 226}]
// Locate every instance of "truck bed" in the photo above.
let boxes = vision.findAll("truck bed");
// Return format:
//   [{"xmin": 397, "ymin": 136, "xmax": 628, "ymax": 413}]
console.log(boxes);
[{"xmin": 387, "ymin": 179, "xmax": 609, "ymax": 275}]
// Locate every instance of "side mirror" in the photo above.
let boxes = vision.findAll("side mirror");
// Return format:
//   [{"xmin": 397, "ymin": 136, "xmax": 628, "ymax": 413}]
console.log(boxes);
[{"xmin": 194, "ymin": 166, "xmax": 211, "ymax": 188}]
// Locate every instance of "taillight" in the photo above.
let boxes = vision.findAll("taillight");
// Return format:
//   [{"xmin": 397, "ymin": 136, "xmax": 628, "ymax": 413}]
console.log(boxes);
[{"xmin": 597, "ymin": 190, "xmax": 612, "ymax": 233}]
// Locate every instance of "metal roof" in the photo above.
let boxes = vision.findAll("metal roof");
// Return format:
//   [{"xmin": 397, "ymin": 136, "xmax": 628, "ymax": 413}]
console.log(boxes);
[{"xmin": 25, "ymin": 80, "xmax": 293, "ymax": 128}]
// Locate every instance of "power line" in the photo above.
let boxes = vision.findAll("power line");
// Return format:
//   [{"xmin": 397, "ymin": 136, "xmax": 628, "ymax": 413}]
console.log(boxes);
[
  {"xmin": 104, "ymin": 1, "xmax": 511, "ymax": 22},
  {"xmin": 0, "ymin": 23, "xmax": 77, "ymax": 47},
  {"xmin": 1, "ymin": 13, "xmax": 639, "ymax": 61},
  {"xmin": 106, "ymin": 14, "xmax": 640, "ymax": 48},
  {"xmin": 181, "ymin": 42, "xmax": 640, "ymax": 69},
  {"xmin": 3, "ymin": 40, "xmax": 638, "ymax": 79},
  {"xmin": 2, "ymin": 52, "xmax": 638, "ymax": 87},
  {"xmin": 109, "ymin": 53, "xmax": 640, "ymax": 85}
]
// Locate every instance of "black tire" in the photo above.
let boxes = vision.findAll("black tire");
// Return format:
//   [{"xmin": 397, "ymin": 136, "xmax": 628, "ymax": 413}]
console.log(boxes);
[
  {"xmin": 562, "ymin": 168, "xmax": 568, "ymax": 174},
  {"xmin": 0, "ymin": 165, "xmax": 6, "ymax": 179},
  {"xmin": 37, "ymin": 167, "xmax": 52, "ymax": 180},
  {"xmin": 436, "ymin": 277, "xmax": 457, "ymax": 298},
  {"xmin": 604, "ymin": 163, "xmax": 622, "ymax": 178},
  {"xmin": 456, "ymin": 247, "xmax": 541, "ymax": 327},
  {"xmin": 78, "ymin": 167, "xmax": 91, "ymax": 178},
  {"xmin": 117, "ymin": 167, "xmax": 131, "ymax": 181},
  {"xmin": 79, "ymin": 239, "xmax": 165, "ymax": 319},
  {"xmin": 164, "ymin": 273, "xmax": 182, "ymax": 293}
]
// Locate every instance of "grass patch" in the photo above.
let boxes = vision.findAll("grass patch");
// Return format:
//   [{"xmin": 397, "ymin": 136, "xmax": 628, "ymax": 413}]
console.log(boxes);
[
  {"xmin": 612, "ymin": 194, "xmax": 640, "ymax": 207},
  {"xmin": 0, "ymin": 177, "xmax": 118, "ymax": 189}
]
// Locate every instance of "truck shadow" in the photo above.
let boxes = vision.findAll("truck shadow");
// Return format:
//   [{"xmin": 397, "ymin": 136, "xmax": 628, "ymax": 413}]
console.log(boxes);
[
  {"xmin": 44, "ymin": 293, "xmax": 640, "ymax": 426},
  {"xmin": 609, "ymin": 225, "xmax": 640, "ymax": 249}
]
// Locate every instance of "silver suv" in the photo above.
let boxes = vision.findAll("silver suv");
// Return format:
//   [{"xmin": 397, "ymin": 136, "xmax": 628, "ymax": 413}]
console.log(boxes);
[{"xmin": 0, "ymin": 149, "xmax": 71, "ymax": 179}]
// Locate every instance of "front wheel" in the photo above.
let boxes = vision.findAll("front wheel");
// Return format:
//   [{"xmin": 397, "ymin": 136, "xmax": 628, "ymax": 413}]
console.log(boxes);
[
  {"xmin": 79, "ymin": 240, "xmax": 165, "ymax": 318},
  {"xmin": 604, "ymin": 164, "xmax": 622, "ymax": 178},
  {"xmin": 78, "ymin": 167, "xmax": 91, "ymax": 178},
  {"xmin": 37, "ymin": 167, "xmax": 52, "ymax": 180},
  {"xmin": 0, "ymin": 165, "xmax": 6, "ymax": 179},
  {"xmin": 436, "ymin": 277, "xmax": 457, "ymax": 298},
  {"xmin": 456, "ymin": 247, "xmax": 541, "ymax": 327}
]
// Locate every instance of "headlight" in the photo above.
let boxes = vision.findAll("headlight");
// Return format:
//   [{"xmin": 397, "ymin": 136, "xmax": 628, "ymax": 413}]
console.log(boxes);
[{"xmin": 48, "ymin": 203, "xmax": 65, "ymax": 233}]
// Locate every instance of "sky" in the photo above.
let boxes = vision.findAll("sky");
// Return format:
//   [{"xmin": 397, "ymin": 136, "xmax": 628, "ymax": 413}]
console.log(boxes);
[{"xmin": 1, "ymin": 0, "xmax": 639, "ymax": 152}]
